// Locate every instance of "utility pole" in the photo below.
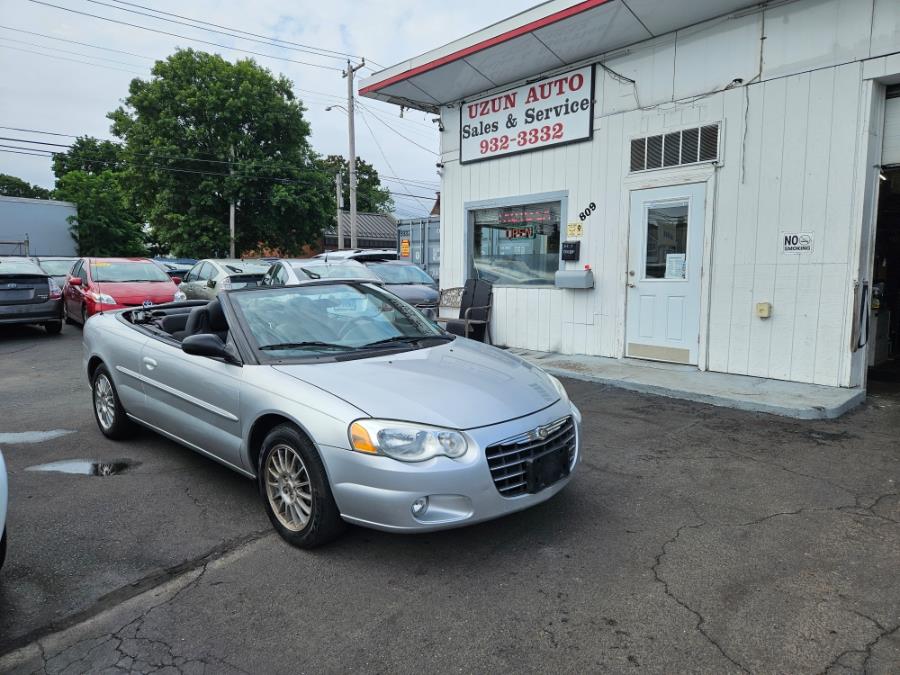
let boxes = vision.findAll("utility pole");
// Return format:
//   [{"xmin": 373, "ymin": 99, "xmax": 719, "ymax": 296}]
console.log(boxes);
[
  {"xmin": 344, "ymin": 58, "xmax": 365, "ymax": 249},
  {"xmin": 229, "ymin": 145, "xmax": 236, "ymax": 258},
  {"xmin": 335, "ymin": 170, "xmax": 344, "ymax": 250}
]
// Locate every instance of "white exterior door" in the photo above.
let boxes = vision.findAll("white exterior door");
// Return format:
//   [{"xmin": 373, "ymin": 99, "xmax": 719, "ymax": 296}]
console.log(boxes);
[{"xmin": 626, "ymin": 183, "xmax": 705, "ymax": 365}]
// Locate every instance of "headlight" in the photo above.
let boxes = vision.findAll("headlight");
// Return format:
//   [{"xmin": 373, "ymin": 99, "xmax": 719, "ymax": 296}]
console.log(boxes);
[
  {"xmin": 349, "ymin": 420, "xmax": 468, "ymax": 462},
  {"xmin": 173, "ymin": 290, "xmax": 187, "ymax": 301},
  {"xmin": 89, "ymin": 291, "xmax": 117, "ymax": 305},
  {"xmin": 547, "ymin": 373, "xmax": 569, "ymax": 402}
]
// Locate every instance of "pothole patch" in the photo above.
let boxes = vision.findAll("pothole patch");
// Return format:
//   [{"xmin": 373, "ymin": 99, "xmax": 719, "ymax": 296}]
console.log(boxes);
[{"xmin": 25, "ymin": 459, "xmax": 138, "ymax": 476}]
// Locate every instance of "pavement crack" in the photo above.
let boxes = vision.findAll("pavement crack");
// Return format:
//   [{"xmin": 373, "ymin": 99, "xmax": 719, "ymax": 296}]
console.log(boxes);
[
  {"xmin": 652, "ymin": 517, "xmax": 750, "ymax": 674},
  {"xmin": 818, "ymin": 622, "xmax": 900, "ymax": 675},
  {"xmin": 734, "ymin": 508, "xmax": 804, "ymax": 526}
]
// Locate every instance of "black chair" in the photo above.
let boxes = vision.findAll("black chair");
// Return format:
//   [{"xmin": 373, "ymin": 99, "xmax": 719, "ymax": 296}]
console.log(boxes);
[{"xmin": 438, "ymin": 278, "xmax": 493, "ymax": 343}]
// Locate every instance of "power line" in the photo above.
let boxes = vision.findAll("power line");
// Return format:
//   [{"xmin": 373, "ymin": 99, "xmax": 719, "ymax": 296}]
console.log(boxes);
[
  {"xmin": 356, "ymin": 105, "xmax": 438, "ymax": 155},
  {"xmin": 0, "ymin": 25, "xmax": 155, "ymax": 60},
  {"xmin": 0, "ymin": 35, "xmax": 147, "ymax": 68},
  {"xmin": 358, "ymin": 108, "xmax": 428, "ymax": 211},
  {"xmin": 0, "ymin": 126, "xmax": 79, "ymax": 138},
  {"xmin": 107, "ymin": 0, "xmax": 365, "ymax": 62},
  {"xmin": 357, "ymin": 101, "xmax": 438, "ymax": 132},
  {"xmin": 83, "ymin": 0, "xmax": 348, "ymax": 63},
  {"xmin": 0, "ymin": 140, "xmax": 439, "ymax": 198},
  {"xmin": 0, "ymin": 43, "xmax": 144, "ymax": 75},
  {"xmin": 28, "ymin": 0, "xmax": 344, "ymax": 71}
]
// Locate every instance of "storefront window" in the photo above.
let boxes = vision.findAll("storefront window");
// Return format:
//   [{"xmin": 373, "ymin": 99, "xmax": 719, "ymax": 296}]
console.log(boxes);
[{"xmin": 471, "ymin": 200, "xmax": 560, "ymax": 285}]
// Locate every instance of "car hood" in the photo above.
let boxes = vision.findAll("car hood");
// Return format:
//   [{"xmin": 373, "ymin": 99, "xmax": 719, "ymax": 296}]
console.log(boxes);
[
  {"xmin": 89, "ymin": 281, "xmax": 178, "ymax": 302},
  {"xmin": 384, "ymin": 284, "xmax": 439, "ymax": 305},
  {"xmin": 273, "ymin": 339, "xmax": 559, "ymax": 429}
]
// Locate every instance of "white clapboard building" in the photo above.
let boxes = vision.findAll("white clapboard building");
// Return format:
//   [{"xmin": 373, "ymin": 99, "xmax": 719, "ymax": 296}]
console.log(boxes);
[{"xmin": 361, "ymin": 0, "xmax": 900, "ymax": 392}]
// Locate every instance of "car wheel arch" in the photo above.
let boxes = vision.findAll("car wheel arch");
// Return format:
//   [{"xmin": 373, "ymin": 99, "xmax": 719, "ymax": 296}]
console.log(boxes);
[
  {"xmin": 247, "ymin": 413, "xmax": 326, "ymax": 481},
  {"xmin": 87, "ymin": 356, "xmax": 105, "ymax": 382}
]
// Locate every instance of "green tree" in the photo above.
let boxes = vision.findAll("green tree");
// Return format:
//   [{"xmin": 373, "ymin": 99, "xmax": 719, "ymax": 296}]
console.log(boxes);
[
  {"xmin": 319, "ymin": 155, "xmax": 394, "ymax": 214},
  {"xmin": 54, "ymin": 170, "xmax": 145, "ymax": 256},
  {"xmin": 52, "ymin": 137, "xmax": 124, "ymax": 179},
  {"xmin": 0, "ymin": 173, "xmax": 51, "ymax": 199},
  {"xmin": 108, "ymin": 49, "xmax": 332, "ymax": 257}
]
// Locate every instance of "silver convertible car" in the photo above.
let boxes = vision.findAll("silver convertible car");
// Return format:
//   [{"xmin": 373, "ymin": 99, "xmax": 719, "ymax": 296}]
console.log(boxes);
[{"xmin": 83, "ymin": 281, "xmax": 581, "ymax": 547}]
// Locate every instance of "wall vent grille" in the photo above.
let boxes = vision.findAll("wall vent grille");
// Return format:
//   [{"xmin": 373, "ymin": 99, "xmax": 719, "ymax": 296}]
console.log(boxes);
[{"xmin": 630, "ymin": 124, "xmax": 720, "ymax": 172}]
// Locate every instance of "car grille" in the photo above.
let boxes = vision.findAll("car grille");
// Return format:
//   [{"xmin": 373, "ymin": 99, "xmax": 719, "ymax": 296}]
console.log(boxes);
[{"xmin": 485, "ymin": 415, "xmax": 576, "ymax": 497}]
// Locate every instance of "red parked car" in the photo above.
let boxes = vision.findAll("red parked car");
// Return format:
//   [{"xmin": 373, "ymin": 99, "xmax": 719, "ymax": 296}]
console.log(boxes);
[{"xmin": 63, "ymin": 257, "xmax": 187, "ymax": 326}]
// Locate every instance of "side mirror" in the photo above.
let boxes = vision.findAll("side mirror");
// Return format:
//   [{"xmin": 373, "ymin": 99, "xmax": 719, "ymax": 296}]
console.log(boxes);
[
  {"xmin": 172, "ymin": 276, "xmax": 182, "ymax": 285},
  {"xmin": 206, "ymin": 279, "xmax": 216, "ymax": 289},
  {"xmin": 69, "ymin": 277, "xmax": 82, "ymax": 287},
  {"xmin": 182, "ymin": 334, "xmax": 237, "ymax": 363}
]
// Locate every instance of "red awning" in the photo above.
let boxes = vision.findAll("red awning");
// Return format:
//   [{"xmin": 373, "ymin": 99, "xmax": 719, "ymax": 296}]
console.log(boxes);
[{"xmin": 360, "ymin": 0, "xmax": 762, "ymax": 112}]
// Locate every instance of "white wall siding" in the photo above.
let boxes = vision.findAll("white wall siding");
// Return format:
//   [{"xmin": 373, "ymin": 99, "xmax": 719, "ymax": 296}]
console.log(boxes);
[{"xmin": 438, "ymin": 0, "xmax": 899, "ymax": 387}]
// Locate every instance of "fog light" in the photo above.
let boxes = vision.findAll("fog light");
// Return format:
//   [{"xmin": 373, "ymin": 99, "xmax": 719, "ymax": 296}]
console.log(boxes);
[{"xmin": 411, "ymin": 497, "xmax": 428, "ymax": 516}]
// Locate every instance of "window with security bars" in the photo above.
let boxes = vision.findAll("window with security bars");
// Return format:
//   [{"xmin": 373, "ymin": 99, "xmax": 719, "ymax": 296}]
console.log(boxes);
[{"xmin": 630, "ymin": 124, "xmax": 720, "ymax": 172}]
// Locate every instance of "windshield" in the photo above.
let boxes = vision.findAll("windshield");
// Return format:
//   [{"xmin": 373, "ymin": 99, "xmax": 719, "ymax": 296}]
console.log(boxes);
[
  {"xmin": 38, "ymin": 259, "xmax": 75, "ymax": 275},
  {"xmin": 292, "ymin": 263, "xmax": 379, "ymax": 281},
  {"xmin": 0, "ymin": 259, "xmax": 45, "ymax": 275},
  {"xmin": 90, "ymin": 261, "xmax": 172, "ymax": 283},
  {"xmin": 223, "ymin": 262, "xmax": 271, "ymax": 274},
  {"xmin": 367, "ymin": 263, "xmax": 435, "ymax": 285},
  {"xmin": 230, "ymin": 284, "xmax": 445, "ymax": 359}
]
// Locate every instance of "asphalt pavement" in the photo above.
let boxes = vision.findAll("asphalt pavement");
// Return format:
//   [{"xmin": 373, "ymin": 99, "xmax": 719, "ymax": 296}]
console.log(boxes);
[{"xmin": 0, "ymin": 323, "xmax": 898, "ymax": 674}]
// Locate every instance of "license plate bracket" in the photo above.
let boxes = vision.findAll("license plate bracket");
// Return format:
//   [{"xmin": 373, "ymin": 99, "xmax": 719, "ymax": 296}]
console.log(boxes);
[{"xmin": 525, "ymin": 448, "xmax": 569, "ymax": 494}]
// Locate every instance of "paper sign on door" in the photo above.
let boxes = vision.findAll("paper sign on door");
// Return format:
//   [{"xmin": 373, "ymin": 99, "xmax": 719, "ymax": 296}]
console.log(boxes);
[{"xmin": 665, "ymin": 253, "xmax": 686, "ymax": 279}]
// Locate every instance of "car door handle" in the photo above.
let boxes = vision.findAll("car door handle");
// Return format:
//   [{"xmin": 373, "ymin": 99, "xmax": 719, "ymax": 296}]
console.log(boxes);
[{"xmin": 142, "ymin": 357, "xmax": 157, "ymax": 370}]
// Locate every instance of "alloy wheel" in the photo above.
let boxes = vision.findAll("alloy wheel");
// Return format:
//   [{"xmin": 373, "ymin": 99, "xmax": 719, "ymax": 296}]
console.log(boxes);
[
  {"xmin": 265, "ymin": 444, "xmax": 313, "ymax": 532},
  {"xmin": 94, "ymin": 373, "xmax": 116, "ymax": 431}
]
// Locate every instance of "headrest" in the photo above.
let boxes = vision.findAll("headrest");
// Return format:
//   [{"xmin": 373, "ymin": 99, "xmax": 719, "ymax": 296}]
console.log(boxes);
[{"xmin": 207, "ymin": 299, "xmax": 228, "ymax": 332}]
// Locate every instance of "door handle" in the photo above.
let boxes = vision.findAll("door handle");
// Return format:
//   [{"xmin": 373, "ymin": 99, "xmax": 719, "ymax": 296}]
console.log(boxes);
[
  {"xmin": 627, "ymin": 282, "xmax": 636, "ymax": 288},
  {"xmin": 142, "ymin": 357, "xmax": 157, "ymax": 370}
]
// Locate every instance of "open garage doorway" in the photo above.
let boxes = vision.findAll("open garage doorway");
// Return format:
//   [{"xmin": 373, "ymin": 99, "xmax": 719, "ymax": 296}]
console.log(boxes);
[{"xmin": 868, "ymin": 164, "xmax": 900, "ymax": 396}]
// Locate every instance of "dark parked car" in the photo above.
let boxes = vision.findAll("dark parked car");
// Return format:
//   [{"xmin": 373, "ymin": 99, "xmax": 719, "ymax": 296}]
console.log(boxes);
[
  {"xmin": 0, "ymin": 256, "xmax": 63, "ymax": 334},
  {"xmin": 364, "ymin": 260, "xmax": 439, "ymax": 309},
  {"xmin": 36, "ymin": 256, "xmax": 78, "ymax": 288}
]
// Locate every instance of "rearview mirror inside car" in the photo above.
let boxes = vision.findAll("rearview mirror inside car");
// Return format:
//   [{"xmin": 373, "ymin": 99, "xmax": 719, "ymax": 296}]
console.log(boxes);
[
  {"xmin": 182, "ymin": 334, "xmax": 236, "ymax": 363},
  {"xmin": 421, "ymin": 307, "xmax": 437, "ymax": 320},
  {"xmin": 206, "ymin": 279, "xmax": 216, "ymax": 288}
]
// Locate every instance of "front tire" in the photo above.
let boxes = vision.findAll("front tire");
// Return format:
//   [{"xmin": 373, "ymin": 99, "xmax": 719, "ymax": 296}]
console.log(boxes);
[
  {"xmin": 81, "ymin": 304, "xmax": 88, "ymax": 327},
  {"xmin": 63, "ymin": 302, "xmax": 74, "ymax": 325},
  {"xmin": 91, "ymin": 365, "xmax": 135, "ymax": 440},
  {"xmin": 258, "ymin": 424, "xmax": 345, "ymax": 548}
]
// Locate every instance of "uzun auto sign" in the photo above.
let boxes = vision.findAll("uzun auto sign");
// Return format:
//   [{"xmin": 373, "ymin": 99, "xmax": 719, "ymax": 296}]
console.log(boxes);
[{"xmin": 459, "ymin": 65, "xmax": 594, "ymax": 164}]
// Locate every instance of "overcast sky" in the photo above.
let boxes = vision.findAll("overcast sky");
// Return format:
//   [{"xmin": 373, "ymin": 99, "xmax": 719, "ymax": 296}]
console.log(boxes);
[{"xmin": 0, "ymin": 0, "xmax": 529, "ymax": 217}]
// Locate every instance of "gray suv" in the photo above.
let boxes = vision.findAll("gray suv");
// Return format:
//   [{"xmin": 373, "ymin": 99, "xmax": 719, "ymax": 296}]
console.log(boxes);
[{"xmin": 0, "ymin": 257, "xmax": 64, "ymax": 334}]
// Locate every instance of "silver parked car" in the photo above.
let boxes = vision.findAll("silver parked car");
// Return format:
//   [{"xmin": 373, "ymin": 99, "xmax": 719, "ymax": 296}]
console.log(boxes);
[
  {"xmin": 180, "ymin": 259, "xmax": 271, "ymax": 300},
  {"xmin": 83, "ymin": 281, "xmax": 580, "ymax": 548},
  {"xmin": 261, "ymin": 258, "xmax": 382, "ymax": 286}
]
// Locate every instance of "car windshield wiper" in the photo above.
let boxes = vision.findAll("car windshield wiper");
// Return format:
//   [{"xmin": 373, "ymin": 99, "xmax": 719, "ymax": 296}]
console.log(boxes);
[
  {"xmin": 361, "ymin": 335, "xmax": 452, "ymax": 349},
  {"xmin": 258, "ymin": 341, "xmax": 354, "ymax": 351}
]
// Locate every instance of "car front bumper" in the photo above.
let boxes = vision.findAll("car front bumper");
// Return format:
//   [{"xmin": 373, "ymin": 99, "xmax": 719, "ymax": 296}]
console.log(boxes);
[
  {"xmin": 0, "ymin": 298, "xmax": 63, "ymax": 325},
  {"xmin": 319, "ymin": 398, "xmax": 581, "ymax": 532}
]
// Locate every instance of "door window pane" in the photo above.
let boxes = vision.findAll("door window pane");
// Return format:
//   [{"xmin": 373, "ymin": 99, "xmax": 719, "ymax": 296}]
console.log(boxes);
[
  {"xmin": 644, "ymin": 203, "xmax": 688, "ymax": 279},
  {"xmin": 471, "ymin": 200, "xmax": 560, "ymax": 285}
]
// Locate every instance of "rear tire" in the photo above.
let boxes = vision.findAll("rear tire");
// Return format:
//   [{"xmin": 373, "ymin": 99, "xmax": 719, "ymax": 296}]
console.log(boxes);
[
  {"xmin": 91, "ymin": 365, "xmax": 135, "ymax": 440},
  {"xmin": 258, "ymin": 424, "xmax": 345, "ymax": 548},
  {"xmin": 44, "ymin": 321, "xmax": 62, "ymax": 335}
]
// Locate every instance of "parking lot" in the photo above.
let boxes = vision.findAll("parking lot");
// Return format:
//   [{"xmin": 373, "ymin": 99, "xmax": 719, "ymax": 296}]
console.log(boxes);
[{"xmin": 0, "ymin": 324, "xmax": 898, "ymax": 674}]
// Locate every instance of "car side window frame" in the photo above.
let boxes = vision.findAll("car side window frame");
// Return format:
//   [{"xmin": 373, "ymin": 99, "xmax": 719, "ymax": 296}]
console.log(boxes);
[{"xmin": 184, "ymin": 262, "xmax": 202, "ymax": 282}]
